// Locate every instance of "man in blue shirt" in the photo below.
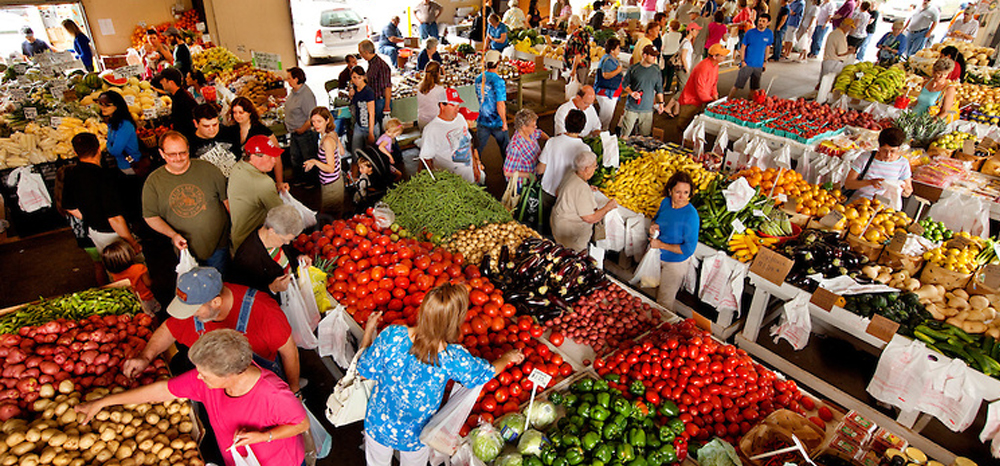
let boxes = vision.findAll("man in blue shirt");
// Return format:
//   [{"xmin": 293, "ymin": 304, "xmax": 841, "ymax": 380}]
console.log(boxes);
[
  {"xmin": 475, "ymin": 50, "xmax": 510, "ymax": 156},
  {"xmin": 729, "ymin": 14, "xmax": 773, "ymax": 99},
  {"xmin": 781, "ymin": 0, "xmax": 805, "ymax": 59},
  {"xmin": 378, "ymin": 16, "xmax": 404, "ymax": 69},
  {"xmin": 21, "ymin": 27, "xmax": 51, "ymax": 58}
]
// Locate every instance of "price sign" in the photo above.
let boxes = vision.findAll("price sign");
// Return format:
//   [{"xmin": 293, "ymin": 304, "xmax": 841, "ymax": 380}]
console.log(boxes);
[
  {"xmin": 202, "ymin": 34, "xmax": 211, "ymax": 44},
  {"xmin": 963, "ymin": 139, "xmax": 976, "ymax": 155},
  {"xmin": 732, "ymin": 218, "xmax": 746, "ymax": 234},
  {"xmin": 777, "ymin": 193, "xmax": 788, "ymax": 203},
  {"xmin": 780, "ymin": 196, "xmax": 799, "ymax": 214},
  {"xmin": 11, "ymin": 89, "xmax": 26, "ymax": 100},
  {"xmin": 196, "ymin": 22, "xmax": 206, "ymax": 32},
  {"xmin": 50, "ymin": 116, "xmax": 63, "ymax": 128},
  {"xmin": 750, "ymin": 246, "xmax": 794, "ymax": 285},
  {"xmin": 810, "ymin": 287, "xmax": 845, "ymax": 312},
  {"xmin": 887, "ymin": 230, "xmax": 908, "ymax": 253},
  {"xmin": 124, "ymin": 95, "xmax": 136, "ymax": 106},
  {"xmin": 113, "ymin": 64, "xmax": 143, "ymax": 80},
  {"xmin": 527, "ymin": 368, "xmax": 553, "ymax": 389},
  {"xmin": 692, "ymin": 311, "xmax": 712, "ymax": 332},
  {"xmin": 753, "ymin": 209, "xmax": 765, "ymax": 217},
  {"xmin": 907, "ymin": 221, "xmax": 925, "ymax": 236},
  {"xmin": 50, "ymin": 83, "xmax": 67, "ymax": 100},
  {"xmin": 143, "ymin": 108, "xmax": 156, "ymax": 120},
  {"xmin": 23, "ymin": 107, "xmax": 37, "ymax": 120},
  {"xmin": 251, "ymin": 51, "xmax": 282, "ymax": 71},
  {"xmin": 982, "ymin": 264, "xmax": 1000, "ymax": 290},
  {"xmin": 37, "ymin": 116, "xmax": 49, "ymax": 127},
  {"xmin": 865, "ymin": 314, "xmax": 900, "ymax": 343},
  {"xmin": 819, "ymin": 210, "xmax": 845, "ymax": 228},
  {"xmin": 947, "ymin": 235, "xmax": 972, "ymax": 250},
  {"xmin": 12, "ymin": 63, "xmax": 28, "ymax": 74}
]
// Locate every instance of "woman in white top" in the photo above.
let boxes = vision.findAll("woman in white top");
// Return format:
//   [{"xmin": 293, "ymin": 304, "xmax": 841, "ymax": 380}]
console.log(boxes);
[
  {"xmin": 661, "ymin": 20, "xmax": 684, "ymax": 93},
  {"xmin": 503, "ymin": 0, "xmax": 528, "ymax": 29},
  {"xmin": 417, "ymin": 62, "xmax": 446, "ymax": 128}
]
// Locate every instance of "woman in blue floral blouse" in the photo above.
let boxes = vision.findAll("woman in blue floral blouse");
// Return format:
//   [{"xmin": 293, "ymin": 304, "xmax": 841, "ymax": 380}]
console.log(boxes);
[{"xmin": 357, "ymin": 283, "xmax": 524, "ymax": 466}]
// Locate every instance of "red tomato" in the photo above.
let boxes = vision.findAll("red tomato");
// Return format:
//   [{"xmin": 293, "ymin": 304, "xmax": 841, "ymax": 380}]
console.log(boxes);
[
  {"xmin": 509, "ymin": 367, "xmax": 523, "ymax": 381},
  {"xmin": 518, "ymin": 317, "xmax": 532, "ymax": 331},
  {"xmin": 497, "ymin": 373, "xmax": 512, "ymax": 385},
  {"xmin": 480, "ymin": 396, "xmax": 497, "ymax": 412},
  {"xmin": 508, "ymin": 383, "xmax": 522, "ymax": 397},
  {"xmin": 483, "ymin": 303, "xmax": 500, "ymax": 317},
  {"xmin": 469, "ymin": 290, "xmax": 490, "ymax": 306},
  {"xmin": 549, "ymin": 332, "xmax": 565, "ymax": 347},
  {"xmin": 494, "ymin": 388, "xmax": 509, "ymax": 403},
  {"xmin": 502, "ymin": 401, "xmax": 519, "ymax": 414},
  {"xmin": 500, "ymin": 304, "xmax": 516, "ymax": 318},
  {"xmin": 529, "ymin": 325, "xmax": 544, "ymax": 338}
]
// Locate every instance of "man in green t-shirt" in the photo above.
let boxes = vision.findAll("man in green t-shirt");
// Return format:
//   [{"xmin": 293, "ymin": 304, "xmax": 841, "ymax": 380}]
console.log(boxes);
[
  {"xmin": 228, "ymin": 135, "xmax": 284, "ymax": 252},
  {"xmin": 143, "ymin": 131, "xmax": 230, "ymax": 273}
]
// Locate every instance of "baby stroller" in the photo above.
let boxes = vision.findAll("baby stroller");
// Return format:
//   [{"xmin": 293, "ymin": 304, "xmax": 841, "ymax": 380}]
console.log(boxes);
[{"xmin": 345, "ymin": 146, "xmax": 398, "ymax": 212}]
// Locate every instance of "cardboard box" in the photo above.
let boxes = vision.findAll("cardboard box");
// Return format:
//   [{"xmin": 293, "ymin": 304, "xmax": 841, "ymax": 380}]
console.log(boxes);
[{"xmin": 404, "ymin": 37, "xmax": 420, "ymax": 48}]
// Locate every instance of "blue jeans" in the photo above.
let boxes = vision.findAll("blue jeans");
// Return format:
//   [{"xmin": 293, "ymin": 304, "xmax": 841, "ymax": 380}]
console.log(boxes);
[
  {"xmin": 810, "ymin": 25, "xmax": 829, "ymax": 56},
  {"xmin": 772, "ymin": 27, "xmax": 787, "ymax": 60},
  {"xmin": 204, "ymin": 247, "xmax": 228, "ymax": 276},
  {"xmin": 477, "ymin": 125, "xmax": 510, "ymax": 157},
  {"xmin": 352, "ymin": 124, "xmax": 371, "ymax": 153},
  {"xmin": 907, "ymin": 30, "xmax": 929, "ymax": 57},
  {"xmin": 419, "ymin": 22, "xmax": 439, "ymax": 39},
  {"xmin": 856, "ymin": 33, "xmax": 873, "ymax": 60},
  {"xmin": 378, "ymin": 45, "xmax": 399, "ymax": 68}
]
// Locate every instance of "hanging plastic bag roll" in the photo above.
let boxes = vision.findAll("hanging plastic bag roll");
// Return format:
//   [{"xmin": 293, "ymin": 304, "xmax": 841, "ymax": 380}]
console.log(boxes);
[
  {"xmin": 712, "ymin": 126, "xmax": 729, "ymax": 158},
  {"xmin": 280, "ymin": 190, "xmax": 317, "ymax": 228}
]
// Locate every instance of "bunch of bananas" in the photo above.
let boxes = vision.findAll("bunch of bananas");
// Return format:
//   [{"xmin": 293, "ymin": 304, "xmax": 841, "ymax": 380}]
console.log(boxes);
[
  {"xmin": 729, "ymin": 230, "xmax": 778, "ymax": 262},
  {"xmin": 602, "ymin": 148, "xmax": 717, "ymax": 216},
  {"xmin": 865, "ymin": 66, "xmax": 905, "ymax": 103},
  {"xmin": 834, "ymin": 63, "xmax": 905, "ymax": 103},
  {"xmin": 192, "ymin": 47, "xmax": 242, "ymax": 78}
]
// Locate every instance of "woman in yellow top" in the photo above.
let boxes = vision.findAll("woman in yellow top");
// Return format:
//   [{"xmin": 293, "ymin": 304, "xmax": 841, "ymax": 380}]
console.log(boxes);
[{"xmin": 913, "ymin": 57, "xmax": 958, "ymax": 123}]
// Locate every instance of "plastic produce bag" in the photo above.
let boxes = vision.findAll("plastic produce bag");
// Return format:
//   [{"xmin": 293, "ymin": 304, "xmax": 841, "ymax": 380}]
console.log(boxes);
[
  {"xmin": 306, "ymin": 266, "xmax": 334, "ymax": 313},
  {"xmin": 867, "ymin": 335, "xmax": 933, "ymax": 412},
  {"xmin": 280, "ymin": 274, "xmax": 320, "ymax": 349},
  {"xmin": 565, "ymin": 77, "xmax": 582, "ymax": 102},
  {"xmin": 420, "ymin": 383, "xmax": 485, "ymax": 456},
  {"xmin": 732, "ymin": 133, "xmax": 752, "ymax": 155},
  {"xmin": 927, "ymin": 194, "xmax": 991, "ymax": 237},
  {"xmin": 771, "ymin": 145, "xmax": 791, "ymax": 170},
  {"xmin": 517, "ymin": 429, "xmax": 549, "ymax": 456},
  {"xmin": 916, "ymin": 358, "xmax": 980, "ymax": 432},
  {"xmin": 601, "ymin": 131, "xmax": 620, "ymax": 168},
  {"xmin": 723, "ymin": 177, "xmax": 756, "ymax": 212},
  {"xmin": 599, "ymin": 208, "xmax": 626, "ymax": 251},
  {"xmin": 770, "ymin": 292, "xmax": 812, "ymax": 350},
  {"xmin": 317, "ymin": 307, "xmax": 354, "ymax": 367},
  {"xmin": 712, "ymin": 126, "xmax": 729, "ymax": 158},
  {"xmin": 630, "ymin": 247, "xmax": 661, "ymax": 288},
  {"xmin": 280, "ymin": 190, "xmax": 317, "ymax": 228},
  {"xmin": 697, "ymin": 438, "xmax": 741, "ymax": 466},
  {"xmin": 371, "ymin": 202, "xmax": 395, "ymax": 229},
  {"xmin": 175, "ymin": 248, "xmax": 198, "ymax": 275},
  {"xmin": 453, "ymin": 440, "xmax": 489, "ymax": 466},
  {"xmin": 468, "ymin": 424, "xmax": 504, "ymax": 463},
  {"xmin": 302, "ymin": 402, "xmax": 332, "ymax": 464},
  {"xmin": 229, "ymin": 446, "xmax": 262, "ymax": 466},
  {"xmin": 7, "ymin": 167, "xmax": 51, "ymax": 213},
  {"xmin": 979, "ymin": 400, "xmax": 1000, "ymax": 457}
]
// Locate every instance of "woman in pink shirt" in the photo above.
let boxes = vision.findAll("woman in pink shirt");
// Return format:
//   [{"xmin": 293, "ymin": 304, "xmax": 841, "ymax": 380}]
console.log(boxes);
[
  {"xmin": 76, "ymin": 330, "xmax": 309, "ymax": 466},
  {"xmin": 705, "ymin": 11, "xmax": 729, "ymax": 58}
]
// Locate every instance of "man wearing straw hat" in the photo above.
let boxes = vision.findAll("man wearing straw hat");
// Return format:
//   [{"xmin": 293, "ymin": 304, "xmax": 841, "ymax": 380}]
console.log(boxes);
[{"xmin": 820, "ymin": 18, "xmax": 856, "ymax": 81}]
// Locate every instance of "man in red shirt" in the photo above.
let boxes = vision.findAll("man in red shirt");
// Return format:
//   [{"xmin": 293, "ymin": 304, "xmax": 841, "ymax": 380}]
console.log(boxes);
[
  {"xmin": 670, "ymin": 43, "xmax": 730, "ymax": 137},
  {"xmin": 122, "ymin": 267, "xmax": 302, "ymax": 393}
]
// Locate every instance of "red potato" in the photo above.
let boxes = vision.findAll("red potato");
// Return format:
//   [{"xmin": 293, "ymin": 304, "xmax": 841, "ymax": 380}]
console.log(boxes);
[
  {"xmin": 16, "ymin": 377, "xmax": 38, "ymax": 393},
  {"xmin": 38, "ymin": 361, "xmax": 60, "ymax": 376},
  {"xmin": 0, "ymin": 402, "xmax": 21, "ymax": 421}
]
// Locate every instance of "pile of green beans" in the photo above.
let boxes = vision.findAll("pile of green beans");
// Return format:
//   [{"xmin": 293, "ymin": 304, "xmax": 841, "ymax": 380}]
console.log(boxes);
[
  {"xmin": 0, "ymin": 287, "xmax": 141, "ymax": 334},
  {"xmin": 383, "ymin": 171, "xmax": 513, "ymax": 242}
]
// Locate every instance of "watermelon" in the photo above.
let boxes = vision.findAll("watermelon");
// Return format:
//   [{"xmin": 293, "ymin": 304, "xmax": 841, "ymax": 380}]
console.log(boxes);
[
  {"xmin": 100, "ymin": 71, "xmax": 128, "ymax": 86},
  {"xmin": 83, "ymin": 73, "xmax": 102, "ymax": 89}
]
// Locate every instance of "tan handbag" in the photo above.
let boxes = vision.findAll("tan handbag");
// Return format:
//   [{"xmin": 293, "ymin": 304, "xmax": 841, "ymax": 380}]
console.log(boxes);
[{"xmin": 324, "ymin": 350, "xmax": 374, "ymax": 427}]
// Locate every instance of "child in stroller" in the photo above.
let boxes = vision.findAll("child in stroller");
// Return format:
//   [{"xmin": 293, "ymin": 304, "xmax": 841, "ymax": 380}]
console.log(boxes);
[{"xmin": 346, "ymin": 146, "xmax": 398, "ymax": 212}]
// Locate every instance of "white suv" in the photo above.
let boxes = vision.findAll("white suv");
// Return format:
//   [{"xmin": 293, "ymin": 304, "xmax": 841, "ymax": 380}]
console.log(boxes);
[{"xmin": 294, "ymin": 2, "xmax": 370, "ymax": 65}]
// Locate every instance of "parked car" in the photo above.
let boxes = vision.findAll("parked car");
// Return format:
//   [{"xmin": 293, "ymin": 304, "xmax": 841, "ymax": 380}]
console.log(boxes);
[
  {"xmin": 293, "ymin": 0, "xmax": 370, "ymax": 65},
  {"xmin": 882, "ymin": 0, "xmax": 967, "ymax": 23}
]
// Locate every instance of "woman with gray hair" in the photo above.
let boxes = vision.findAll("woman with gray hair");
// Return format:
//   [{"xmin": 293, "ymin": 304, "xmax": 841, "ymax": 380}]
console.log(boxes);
[
  {"xmin": 550, "ymin": 151, "xmax": 617, "ymax": 252},
  {"xmin": 503, "ymin": 108, "xmax": 549, "ymax": 191},
  {"xmin": 76, "ymin": 329, "xmax": 309, "ymax": 466},
  {"xmin": 230, "ymin": 204, "xmax": 310, "ymax": 301},
  {"xmin": 503, "ymin": 0, "xmax": 528, "ymax": 29},
  {"xmin": 417, "ymin": 37, "xmax": 442, "ymax": 71}
]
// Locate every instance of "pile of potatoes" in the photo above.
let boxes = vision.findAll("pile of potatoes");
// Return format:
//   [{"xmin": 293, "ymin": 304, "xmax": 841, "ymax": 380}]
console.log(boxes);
[{"xmin": 0, "ymin": 382, "xmax": 202, "ymax": 466}]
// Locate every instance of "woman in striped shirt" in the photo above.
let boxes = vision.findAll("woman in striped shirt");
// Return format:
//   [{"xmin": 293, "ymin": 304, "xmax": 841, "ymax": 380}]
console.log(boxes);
[
  {"xmin": 843, "ymin": 127, "xmax": 913, "ymax": 207},
  {"xmin": 305, "ymin": 107, "xmax": 347, "ymax": 218}
]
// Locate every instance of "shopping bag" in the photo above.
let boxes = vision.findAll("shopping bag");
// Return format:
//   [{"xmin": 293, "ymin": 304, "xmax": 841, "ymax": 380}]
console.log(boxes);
[
  {"xmin": 318, "ymin": 306, "xmax": 355, "ymax": 368},
  {"xmin": 629, "ymin": 247, "xmax": 661, "ymax": 288},
  {"xmin": 325, "ymin": 351, "xmax": 374, "ymax": 427},
  {"xmin": 600, "ymin": 208, "xmax": 626, "ymax": 252},
  {"xmin": 980, "ymin": 400, "xmax": 1000, "ymax": 457},
  {"xmin": 915, "ymin": 358, "xmax": 981, "ymax": 432},
  {"xmin": 450, "ymin": 441, "xmax": 487, "ymax": 466},
  {"xmin": 371, "ymin": 202, "xmax": 395, "ymax": 229},
  {"xmin": 302, "ymin": 402, "xmax": 332, "ymax": 463},
  {"xmin": 565, "ymin": 77, "xmax": 582, "ymax": 102},
  {"xmin": 229, "ymin": 445, "xmax": 263, "ymax": 466},
  {"xmin": 867, "ymin": 335, "xmax": 932, "ymax": 413},
  {"xmin": 769, "ymin": 292, "xmax": 812, "ymax": 350},
  {"xmin": 516, "ymin": 176, "xmax": 544, "ymax": 230},
  {"xmin": 711, "ymin": 126, "xmax": 729, "ymax": 158},
  {"xmin": 927, "ymin": 194, "xmax": 991, "ymax": 237},
  {"xmin": 280, "ymin": 190, "xmax": 317, "ymax": 228},
  {"xmin": 175, "ymin": 248, "xmax": 198, "ymax": 275},
  {"xmin": 420, "ymin": 383, "xmax": 486, "ymax": 456},
  {"xmin": 601, "ymin": 131, "xmax": 620, "ymax": 168},
  {"xmin": 7, "ymin": 167, "xmax": 52, "ymax": 213},
  {"xmin": 816, "ymin": 73, "xmax": 837, "ymax": 103},
  {"xmin": 501, "ymin": 173, "xmax": 522, "ymax": 212},
  {"xmin": 280, "ymin": 275, "xmax": 320, "ymax": 349},
  {"xmin": 624, "ymin": 215, "xmax": 649, "ymax": 259}
]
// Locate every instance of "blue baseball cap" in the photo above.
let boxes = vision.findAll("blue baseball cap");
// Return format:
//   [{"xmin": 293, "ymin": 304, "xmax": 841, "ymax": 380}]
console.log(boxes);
[{"xmin": 168, "ymin": 267, "xmax": 223, "ymax": 319}]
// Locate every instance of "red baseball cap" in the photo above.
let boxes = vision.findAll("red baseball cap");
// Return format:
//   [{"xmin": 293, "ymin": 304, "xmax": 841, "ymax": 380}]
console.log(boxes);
[
  {"xmin": 440, "ymin": 87, "xmax": 464, "ymax": 105},
  {"xmin": 245, "ymin": 135, "xmax": 282, "ymax": 157}
]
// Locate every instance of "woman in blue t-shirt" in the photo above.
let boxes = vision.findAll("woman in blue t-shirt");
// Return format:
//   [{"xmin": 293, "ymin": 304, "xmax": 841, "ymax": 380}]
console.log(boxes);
[
  {"xmin": 98, "ymin": 91, "xmax": 143, "ymax": 175},
  {"xmin": 357, "ymin": 283, "xmax": 524, "ymax": 466},
  {"xmin": 486, "ymin": 14, "xmax": 509, "ymax": 51},
  {"xmin": 62, "ymin": 19, "xmax": 94, "ymax": 72},
  {"xmin": 650, "ymin": 171, "xmax": 700, "ymax": 310},
  {"xmin": 594, "ymin": 37, "xmax": 625, "ymax": 129}
]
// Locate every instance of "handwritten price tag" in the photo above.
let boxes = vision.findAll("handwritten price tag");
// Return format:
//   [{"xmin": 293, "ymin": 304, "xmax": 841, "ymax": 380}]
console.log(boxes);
[
  {"xmin": 51, "ymin": 84, "xmax": 68, "ymax": 100},
  {"xmin": 750, "ymin": 247, "xmax": 794, "ymax": 285},
  {"xmin": 252, "ymin": 51, "xmax": 282, "ymax": 71},
  {"xmin": 51, "ymin": 117, "xmax": 64, "ymax": 128},
  {"xmin": 982, "ymin": 264, "xmax": 1000, "ymax": 290},
  {"xmin": 819, "ymin": 210, "xmax": 845, "ymax": 228},
  {"xmin": 732, "ymin": 218, "xmax": 746, "ymax": 234},
  {"xmin": 124, "ymin": 95, "xmax": 136, "ymax": 106},
  {"xmin": 810, "ymin": 287, "xmax": 845, "ymax": 312},
  {"xmin": 865, "ymin": 315, "xmax": 900, "ymax": 343},
  {"xmin": 143, "ymin": 108, "xmax": 156, "ymax": 120},
  {"xmin": 23, "ymin": 107, "xmax": 38, "ymax": 120},
  {"xmin": 527, "ymin": 368, "xmax": 552, "ymax": 388},
  {"xmin": 753, "ymin": 209, "xmax": 765, "ymax": 217}
]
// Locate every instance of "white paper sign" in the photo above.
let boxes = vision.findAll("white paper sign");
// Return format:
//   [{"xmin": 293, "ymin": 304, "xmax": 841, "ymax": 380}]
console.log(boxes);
[
  {"xmin": 124, "ymin": 95, "xmax": 136, "ymax": 106},
  {"xmin": 23, "ymin": 107, "xmax": 37, "ymax": 120},
  {"xmin": 143, "ymin": 108, "xmax": 156, "ymax": 119},
  {"xmin": 251, "ymin": 51, "xmax": 282, "ymax": 71},
  {"xmin": 113, "ymin": 64, "xmax": 143, "ymax": 80},
  {"xmin": 50, "ymin": 83, "xmax": 67, "ymax": 100},
  {"xmin": 98, "ymin": 18, "xmax": 115, "ymax": 36},
  {"xmin": 732, "ymin": 218, "xmax": 746, "ymax": 234},
  {"xmin": 196, "ymin": 22, "xmax": 206, "ymax": 32},
  {"xmin": 202, "ymin": 34, "xmax": 211, "ymax": 43},
  {"xmin": 11, "ymin": 89, "xmax": 26, "ymax": 100},
  {"xmin": 51, "ymin": 116, "xmax": 63, "ymax": 128},
  {"xmin": 527, "ymin": 368, "xmax": 552, "ymax": 388},
  {"xmin": 12, "ymin": 63, "xmax": 28, "ymax": 74},
  {"xmin": 753, "ymin": 209, "xmax": 765, "ymax": 217}
]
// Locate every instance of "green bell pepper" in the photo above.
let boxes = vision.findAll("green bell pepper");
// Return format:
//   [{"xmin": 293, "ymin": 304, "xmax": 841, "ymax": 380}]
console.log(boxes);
[
  {"xmin": 631, "ymin": 401, "xmax": 648, "ymax": 420},
  {"xmin": 626, "ymin": 457, "xmax": 647, "ymax": 466},
  {"xmin": 582, "ymin": 431, "xmax": 601, "ymax": 450},
  {"xmin": 525, "ymin": 456, "xmax": 544, "ymax": 466},
  {"xmin": 646, "ymin": 430, "xmax": 661, "ymax": 449},
  {"xmin": 617, "ymin": 444, "xmax": 635, "ymax": 462},
  {"xmin": 566, "ymin": 447, "xmax": 586, "ymax": 465},
  {"xmin": 549, "ymin": 432, "xmax": 564, "ymax": 448},
  {"xmin": 629, "ymin": 380, "xmax": 645, "ymax": 396},
  {"xmin": 594, "ymin": 444, "xmax": 613, "ymax": 463},
  {"xmin": 658, "ymin": 445, "xmax": 677, "ymax": 464},
  {"xmin": 667, "ymin": 418, "xmax": 685, "ymax": 436},
  {"xmin": 596, "ymin": 392, "xmax": 611, "ymax": 409},
  {"xmin": 627, "ymin": 428, "xmax": 646, "ymax": 448},
  {"xmin": 646, "ymin": 450, "xmax": 665, "ymax": 466},
  {"xmin": 553, "ymin": 457, "xmax": 569, "ymax": 466},
  {"xmin": 590, "ymin": 405, "xmax": 611, "ymax": 422},
  {"xmin": 593, "ymin": 379, "xmax": 609, "ymax": 392},
  {"xmin": 602, "ymin": 421, "xmax": 622, "ymax": 440},
  {"xmin": 658, "ymin": 426, "xmax": 675, "ymax": 443},
  {"xmin": 573, "ymin": 379, "xmax": 594, "ymax": 393},
  {"xmin": 642, "ymin": 418, "xmax": 655, "ymax": 430},
  {"xmin": 577, "ymin": 402, "xmax": 592, "ymax": 419},
  {"xmin": 580, "ymin": 393, "xmax": 596, "ymax": 405},
  {"xmin": 563, "ymin": 394, "xmax": 579, "ymax": 408},
  {"xmin": 565, "ymin": 423, "xmax": 581, "ymax": 435},
  {"xmin": 611, "ymin": 414, "xmax": 627, "ymax": 428},
  {"xmin": 604, "ymin": 374, "xmax": 621, "ymax": 382},
  {"xmin": 592, "ymin": 461, "xmax": 606, "ymax": 466},
  {"xmin": 550, "ymin": 392, "xmax": 564, "ymax": 405},
  {"xmin": 589, "ymin": 419, "xmax": 605, "ymax": 431},
  {"xmin": 658, "ymin": 400, "xmax": 679, "ymax": 417},
  {"xmin": 542, "ymin": 447, "xmax": 558, "ymax": 466},
  {"xmin": 563, "ymin": 434, "xmax": 580, "ymax": 447},
  {"xmin": 613, "ymin": 398, "xmax": 633, "ymax": 416}
]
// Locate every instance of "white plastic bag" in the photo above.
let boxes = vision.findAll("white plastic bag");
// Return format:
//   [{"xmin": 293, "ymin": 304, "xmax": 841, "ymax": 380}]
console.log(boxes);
[
  {"xmin": 318, "ymin": 306, "xmax": 354, "ymax": 368},
  {"xmin": 712, "ymin": 126, "xmax": 729, "ymax": 158},
  {"xmin": 450, "ymin": 441, "xmax": 487, "ymax": 466},
  {"xmin": 880, "ymin": 180, "xmax": 904, "ymax": 211},
  {"xmin": 980, "ymin": 400, "xmax": 1000, "ymax": 457},
  {"xmin": 771, "ymin": 145, "xmax": 792, "ymax": 170},
  {"xmin": 280, "ymin": 190, "xmax": 317, "ymax": 228},
  {"xmin": 816, "ymin": 73, "xmax": 837, "ymax": 103},
  {"xmin": 420, "ymin": 383, "xmax": 485, "ymax": 456},
  {"xmin": 699, "ymin": 251, "xmax": 739, "ymax": 314},
  {"xmin": 867, "ymin": 335, "xmax": 933, "ymax": 413},
  {"xmin": 303, "ymin": 403, "xmax": 332, "ymax": 462},
  {"xmin": 722, "ymin": 177, "xmax": 756, "ymax": 212},
  {"xmin": 770, "ymin": 292, "xmax": 812, "ymax": 350},
  {"xmin": 916, "ymin": 358, "xmax": 981, "ymax": 432},
  {"xmin": 565, "ymin": 77, "xmax": 582, "ymax": 102},
  {"xmin": 371, "ymin": 202, "xmax": 396, "ymax": 229},
  {"xmin": 732, "ymin": 133, "xmax": 752, "ymax": 155},
  {"xmin": 630, "ymin": 247, "xmax": 661, "ymax": 288},
  {"xmin": 229, "ymin": 446, "xmax": 262, "ymax": 466},
  {"xmin": 175, "ymin": 248, "xmax": 198, "ymax": 275},
  {"xmin": 280, "ymin": 274, "xmax": 320, "ymax": 349},
  {"xmin": 601, "ymin": 132, "xmax": 620, "ymax": 168},
  {"xmin": 927, "ymin": 194, "xmax": 991, "ymax": 237},
  {"xmin": 7, "ymin": 167, "xmax": 51, "ymax": 213},
  {"xmin": 600, "ymin": 208, "xmax": 626, "ymax": 252},
  {"xmin": 624, "ymin": 215, "xmax": 649, "ymax": 259}
]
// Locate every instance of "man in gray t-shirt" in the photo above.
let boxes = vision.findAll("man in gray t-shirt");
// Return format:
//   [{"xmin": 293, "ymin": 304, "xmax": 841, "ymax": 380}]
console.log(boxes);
[
  {"xmin": 283, "ymin": 67, "xmax": 318, "ymax": 187},
  {"xmin": 414, "ymin": 0, "xmax": 443, "ymax": 39},
  {"xmin": 619, "ymin": 45, "xmax": 665, "ymax": 137},
  {"xmin": 905, "ymin": 0, "xmax": 939, "ymax": 56}
]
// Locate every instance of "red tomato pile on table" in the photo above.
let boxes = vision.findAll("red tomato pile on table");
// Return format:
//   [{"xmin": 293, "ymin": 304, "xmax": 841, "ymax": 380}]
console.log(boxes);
[
  {"xmin": 0, "ymin": 313, "xmax": 164, "ymax": 421},
  {"xmin": 511, "ymin": 59, "xmax": 536, "ymax": 74},
  {"xmin": 545, "ymin": 285, "xmax": 662, "ymax": 356},
  {"xmin": 594, "ymin": 319, "xmax": 805, "ymax": 445}
]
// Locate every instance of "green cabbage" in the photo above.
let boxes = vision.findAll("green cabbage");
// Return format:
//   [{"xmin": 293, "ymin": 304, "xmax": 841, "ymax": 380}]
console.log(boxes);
[
  {"xmin": 497, "ymin": 452, "xmax": 523, "ymax": 466},
  {"xmin": 469, "ymin": 424, "xmax": 504, "ymax": 463},
  {"xmin": 494, "ymin": 412, "xmax": 527, "ymax": 442},
  {"xmin": 696, "ymin": 438, "xmax": 742, "ymax": 466},
  {"xmin": 517, "ymin": 429, "xmax": 549, "ymax": 456},
  {"xmin": 525, "ymin": 401, "xmax": 557, "ymax": 429}
]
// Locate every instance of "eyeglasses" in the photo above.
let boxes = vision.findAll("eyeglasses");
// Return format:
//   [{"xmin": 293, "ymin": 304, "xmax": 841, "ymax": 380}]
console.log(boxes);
[{"xmin": 163, "ymin": 151, "xmax": 189, "ymax": 157}]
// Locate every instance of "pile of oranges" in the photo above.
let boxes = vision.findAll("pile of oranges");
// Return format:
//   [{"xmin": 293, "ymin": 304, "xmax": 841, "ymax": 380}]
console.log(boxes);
[
  {"xmin": 731, "ymin": 167, "xmax": 843, "ymax": 217},
  {"xmin": 835, "ymin": 198, "xmax": 912, "ymax": 243}
]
